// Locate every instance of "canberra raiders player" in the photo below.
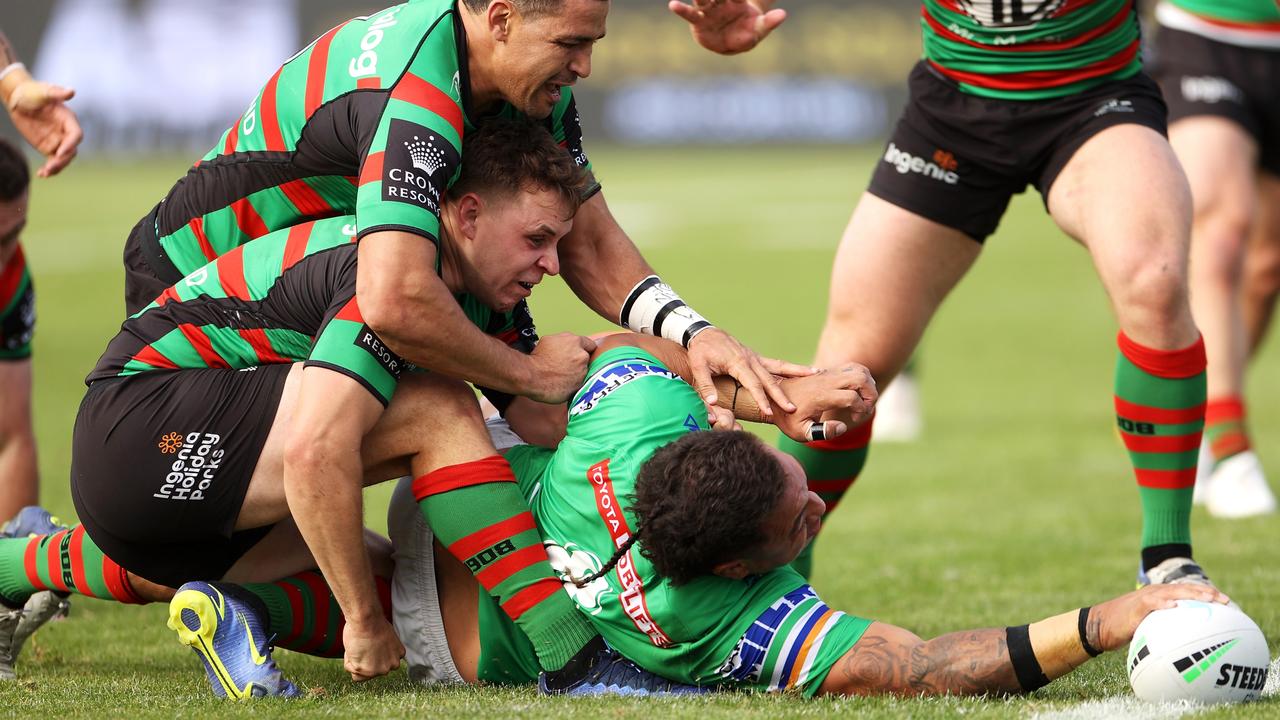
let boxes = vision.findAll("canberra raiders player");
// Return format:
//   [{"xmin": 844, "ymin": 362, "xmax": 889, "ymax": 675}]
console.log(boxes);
[
  {"xmin": 1, "ymin": 122, "xmax": 692, "ymax": 694},
  {"xmin": 1151, "ymin": 0, "xmax": 1280, "ymax": 518},
  {"xmin": 682, "ymin": 1, "xmax": 1221, "ymax": 588},
  {"xmin": 169, "ymin": 335, "xmax": 1227, "ymax": 697}
]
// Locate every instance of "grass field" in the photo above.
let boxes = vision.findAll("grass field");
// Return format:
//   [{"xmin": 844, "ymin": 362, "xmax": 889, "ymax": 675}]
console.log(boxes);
[{"xmin": 3, "ymin": 145, "xmax": 1278, "ymax": 719}]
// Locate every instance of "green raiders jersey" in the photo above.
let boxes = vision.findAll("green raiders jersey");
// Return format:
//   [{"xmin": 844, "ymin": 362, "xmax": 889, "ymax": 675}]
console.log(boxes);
[
  {"xmin": 491, "ymin": 347, "xmax": 873, "ymax": 694},
  {"xmin": 1158, "ymin": 1, "xmax": 1280, "ymax": 46},
  {"xmin": 138, "ymin": 0, "xmax": 592, "ymax": 284},
  {"xmin": 0, "ymin": 245, "xmax": 35, "ymax": 360},
  {"xmin": 921, "ymin": 0, "xmax": 1143, "ymax": 100},
  {"xmin": 89, "ymin": 215, "xmax": 535, "ymax": 407}
]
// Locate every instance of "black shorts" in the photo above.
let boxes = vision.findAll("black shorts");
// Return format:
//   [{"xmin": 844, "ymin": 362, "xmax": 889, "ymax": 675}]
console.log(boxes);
[
  {"xmin": 867, "ymin": 62, "xmax": 1169, "ymax": 242},
  {"xmin": 123, "ymin": 204, "xmax": 184, "ymax": 316},
  {"xmin": 70, "ymin": 364, "xmax": 290, "ymax": 587},
  {"xmin": 1151, "ymin": 27, "xmax": 1280, "ymax": 176}
]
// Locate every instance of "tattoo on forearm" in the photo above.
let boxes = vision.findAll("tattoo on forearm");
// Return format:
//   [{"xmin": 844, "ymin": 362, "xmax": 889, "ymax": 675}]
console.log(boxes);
[
  {"xmin": 840, "ymin": 630, "xmax": 1024, "ymax": 696},
  {"xmin": 0, "ymin": 31, "xmax": 17, "ymax": 66}
]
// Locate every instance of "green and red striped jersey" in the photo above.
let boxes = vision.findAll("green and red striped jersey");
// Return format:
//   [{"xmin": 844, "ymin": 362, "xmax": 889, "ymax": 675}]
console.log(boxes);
[
  {"xmin": 921, "ymin": 0, "xmax": 1143, "ymax": 100},
  {"xmin": 141, "ymin": 0, "xmax": 591, "ymax": 285},
  {"xmin": 91, "ymin": 216, "xmax": 536, "ymax": 407},
  {"xmin": 0, "ymin": 244, "xmax": 35, "ymax": 360},
  {"xmin": 1158, "ymin": 0, "xmax": 1280, "ymax": 47}
]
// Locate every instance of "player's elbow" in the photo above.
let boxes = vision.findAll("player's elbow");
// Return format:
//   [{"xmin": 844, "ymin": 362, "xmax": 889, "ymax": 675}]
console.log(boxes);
[{"xmin": 358, "ymin": 277, "xmax": 417, "ymax": 352}]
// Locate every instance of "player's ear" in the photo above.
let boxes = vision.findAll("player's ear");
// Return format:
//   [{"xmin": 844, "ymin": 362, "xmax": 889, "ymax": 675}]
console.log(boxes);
[
  {"xmin": 488, "ymin": 0, "xmax": 514, "ymax": 41},
  {"xmin": 711, "ymin": 559, "xmax": 750, "ymax": 581},
  {"xmin": 454, "ymin": 193, "xmax": 483, "ymax": 242}
]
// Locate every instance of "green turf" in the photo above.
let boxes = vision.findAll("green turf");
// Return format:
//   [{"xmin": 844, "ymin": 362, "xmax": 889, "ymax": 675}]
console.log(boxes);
[{"xmin": 3, "ymin": 146, "xmax": 1277, "ymax": 718}]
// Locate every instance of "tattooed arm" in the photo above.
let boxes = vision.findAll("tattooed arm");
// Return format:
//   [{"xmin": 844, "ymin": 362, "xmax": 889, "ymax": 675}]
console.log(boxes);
[
  {"xmin": 0, "ymin": 28, "xmax": 82, "ymax": 177},
  {"xmin": 819, "ymin": 583, "xmax": 1229, "ymax": 697}
]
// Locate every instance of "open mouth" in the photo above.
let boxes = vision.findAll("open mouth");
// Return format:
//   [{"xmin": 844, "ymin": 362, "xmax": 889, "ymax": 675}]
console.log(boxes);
[{"xmin": 518, "ymin": 281, "xmax": 536, "ymax": 291}]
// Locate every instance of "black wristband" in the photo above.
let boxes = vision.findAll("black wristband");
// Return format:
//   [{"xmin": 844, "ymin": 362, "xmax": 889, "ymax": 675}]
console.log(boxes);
[
  {"xmin": 1006, "ymin": 625, "xmax": 1050, "ymax": 692},
  {"xmin": 1078, "ymin": 607, "xmax": 1102, "ymax": 657}
]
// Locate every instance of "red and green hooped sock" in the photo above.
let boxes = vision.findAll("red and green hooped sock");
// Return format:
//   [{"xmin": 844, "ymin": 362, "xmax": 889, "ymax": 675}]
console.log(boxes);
[
  {"xmin": 0, "ymin": 525, "xmax": 146, "ymax": 606},
  {"xmin": 413, "ymin": 455, "xmax": 595, "ymax": 672},
  {"xmin": 1114, "ymin": 333, "xmax": 1206, "ymax": 570},
  {"xmin": 1204, "ymin": 397, "xmax": 1251, "ymax": 463},
  {"xmin": 777, "ymin": 420, "xmax": 874, "ymax": 579},
  {"xmin": 239, "ymin": 571, "xmax": 392, "ymax": 658}
]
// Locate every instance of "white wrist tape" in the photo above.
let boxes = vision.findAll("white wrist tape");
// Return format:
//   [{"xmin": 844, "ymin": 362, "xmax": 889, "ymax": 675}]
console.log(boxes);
[
  {"xmin": 0, "ymin": 63, "xmax": 26, "ymax": 84},
  {"xmin": 620, "ymin": 275, "xmax": 713, "ymax": 348}
]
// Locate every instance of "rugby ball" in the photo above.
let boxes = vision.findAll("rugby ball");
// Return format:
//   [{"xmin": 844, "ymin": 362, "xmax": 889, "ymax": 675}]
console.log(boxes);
[{"xmin": 1127, "ymin": 600, "xmax": 1269, "ymax": 704}]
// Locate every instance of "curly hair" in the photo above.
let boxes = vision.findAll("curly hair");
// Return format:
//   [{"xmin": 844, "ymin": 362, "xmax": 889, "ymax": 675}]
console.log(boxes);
[
  {"xmin": 630, "ymin": 432, "xmax": 788, "ymax": 586},
  {"xmin": 450, "ymin": 118, "xmax": 588, "ymax": 219},
  {"xmin": 0, "ymin": 138, "xmax": 30, "ymax": 202}
]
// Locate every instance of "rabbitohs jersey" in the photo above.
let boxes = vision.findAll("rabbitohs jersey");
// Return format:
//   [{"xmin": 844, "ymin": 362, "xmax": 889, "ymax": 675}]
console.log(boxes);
[
  {"xmin": 138, "ymin": 0, "xmax": 591, "ymax": 284},
  {"xmin": 1158, "ymin": 0, "xmax": 1280, "ymax": 47},
  {"xmin": 921, "ymin": 1, "xmax": 1144, "ymax": 100},
  {"xmin": 0, "ymin": 245, "xmax": 35, "ymax": 360},
  {"xmin": 500, "ymin": 347, "xmax": 873, "ymax": 694},
  {"xmin": 89, "ymin": 215, "xmax": 536, "ymax": 407}
]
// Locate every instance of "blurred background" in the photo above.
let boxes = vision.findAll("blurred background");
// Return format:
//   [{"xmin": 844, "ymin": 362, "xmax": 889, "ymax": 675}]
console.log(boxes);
[{"xmin": 3, "ymin": 0, "xmax": 919, "ymax": 153}]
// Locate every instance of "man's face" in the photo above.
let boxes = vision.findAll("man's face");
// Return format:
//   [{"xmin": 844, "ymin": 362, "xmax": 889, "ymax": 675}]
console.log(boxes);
[
  {"xmin": 739, "ymin": 446, "xmax": 826, "ymax": 576},
  {"xmin": 0, "ymin": 190, "xmax": 28, "ymax": 267},
  {"xmin": 457, "ymin": 186, "xmax": 572, "ymax": 313},
  {"xmin": 493, "ymin": 0, "xmax": 607, "ymax": 118}
]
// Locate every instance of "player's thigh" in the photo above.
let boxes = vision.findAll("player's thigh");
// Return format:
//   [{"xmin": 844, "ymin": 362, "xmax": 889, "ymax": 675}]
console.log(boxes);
[
  {"xmin": 1245, "ymin": 172, "xmax": 1280, "ymax": 301},
  {"xmin": 222, "ymin": 517, "xmax": 394, "ymax": 583},
  {"xmin": 233, "ymin": 362, "xmax": 306, "ymax": 529},
  {"xmin": 362, "ymin": 371, "xmax": 495, "ymax": 480},
  {"xmin": 1170, "ymin": 116, "xmax": 1259, "ymax": 247},
  {"xmin": 0, "ymin": 358, "xmax": 33, "ymax": 435},
  {"xmin": 1046, "ymin": 125, "xmax": 1193, "ymax": 312},
  {"xmin": 816, "ymin": 193, "xmax": 980, "ymax": 382}
]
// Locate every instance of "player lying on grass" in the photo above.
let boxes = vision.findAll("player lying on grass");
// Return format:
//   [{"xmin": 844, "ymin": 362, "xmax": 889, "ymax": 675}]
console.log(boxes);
[
  {"xmin": 165, "ymin": 333, "xmax": 1227, "ymax": 698},
  {"xmin": 0, "ymin": 120, "xmax": 745, "ymax": 695}
]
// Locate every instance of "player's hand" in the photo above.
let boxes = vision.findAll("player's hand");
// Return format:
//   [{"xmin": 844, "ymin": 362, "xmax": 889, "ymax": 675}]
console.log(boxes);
[
  {"xmin": 525, "ymin": 332, "xmax": 597, "ymax": 404},
  {"xmin": 775, "ymin": 364, "xmax": 877, "ymax": 442},
  {"xmin": 342, "ymin": 617, "xmax": 405, "ymax": 682},
  {"xmin": 705, "ymin": 401, "xmax": 741, "ymax": 431},
  {"xmin": 668, "ymin": 0, "xmax": 786, "ymax": 55},
  {"xmin": 688, "ymin": 327, "xmax": 799, "ymax": 419},
  {"xmin": 7, "ymin": 80, "xmax": 82, "ymax": 177},
  {"xmin": 1086, "ymin": 584, "xmax": 1231, "ymax": 653}
]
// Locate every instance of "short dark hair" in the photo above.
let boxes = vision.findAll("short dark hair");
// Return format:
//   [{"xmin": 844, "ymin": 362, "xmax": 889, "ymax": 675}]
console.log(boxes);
[
  {"xmin": 451, "ymin": 118, "xmax": 588, "ymax": 219},
  {"xmin": 460, "ymin": 0, "xmax": 569, "ymax": 17},
  {"xmin": 0, "ymin": 138, "xmax": 30, "ymax": 202},
  {"xmin": 631, "ymin": 432, "xmax": 788, "ymax": 586}
]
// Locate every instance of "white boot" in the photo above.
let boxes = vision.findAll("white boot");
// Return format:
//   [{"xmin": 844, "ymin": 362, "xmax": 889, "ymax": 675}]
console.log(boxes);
[{"xmin": 1206, "ymin": 450, "xmax": 1277, "ymax": 519}]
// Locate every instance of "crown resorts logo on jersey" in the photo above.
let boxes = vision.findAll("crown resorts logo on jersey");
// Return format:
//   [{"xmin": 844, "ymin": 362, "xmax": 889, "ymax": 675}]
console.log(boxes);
[
  {"xmin": 355, "ymin": 325, "xmax": 407, "ymax": 379},
  {"xmin": 384, "ymin": 118, "xmax": 459, "ymax": 215},
  {"xmin": 405, "ymin": 135, "xmax": 447, "ymax": 174},
  {"xmin": 154, "ymin": 432, "xmax": 226, "ymax": 501}
]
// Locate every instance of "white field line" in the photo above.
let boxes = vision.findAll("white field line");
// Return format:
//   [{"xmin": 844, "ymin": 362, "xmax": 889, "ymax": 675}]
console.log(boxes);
[{"xmin": 1030, "ymin": 697, "xmax": 1204, "ymax": 720}]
